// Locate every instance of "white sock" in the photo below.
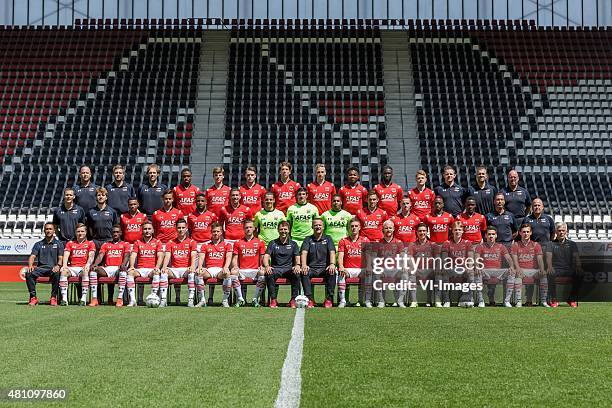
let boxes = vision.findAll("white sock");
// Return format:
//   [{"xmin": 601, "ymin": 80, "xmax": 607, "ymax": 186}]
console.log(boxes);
[
  {"xmin": 151, "ymin": 274, "xmax": 160, "ymax": 296},
  {"xmin": 231, "ymin": 276, "xmax": 243, "ymax": 301},
  {"xmin": 89, "ymin": 271, "xmax": 98, "ymax": 299},
  {"xmin": 196, "ymin": 276, "xmax": 205, "ymax": 301},
  {"xmin": 222, "ymin": 278, "xmax": 232, "ymax": 301},
  {"xmin": 254, "ymin": 276, "xmax": 265, "ymax": 301},
  {"xmin": 117, "ymin": 271, "xmax": 127, "ymax": 298},
  {"xmin": 160, "ymin": 273, "xmax": 168, "ymax": 300},
  {"xmin": 127, "ymin": 275, "xmax": 136, "ymax": 303},
  {"xmin": 60, "ymin": 275, "xmax": 68, "ymax": 302},
  {"xmin": 188, "ymin": 273, "xmax": 195, "ymax": 301}
]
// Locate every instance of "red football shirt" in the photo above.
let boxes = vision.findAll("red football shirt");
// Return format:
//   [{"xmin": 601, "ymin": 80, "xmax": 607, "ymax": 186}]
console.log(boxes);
[
  {"xmin": 205, "ymin": 184, "xmax": 231, "ymax": 218},
  {"xmin": 202, "ymin": 240, "xmax": 231, "ymax": 268},
  {"xmin": 120, "ymin": 211, "xmax": 148, "ymax": 243},
  {"xmin": 338, "ymin": 236, "xmax": 369, "ymax": 269},
  {"xmin": 220, "ymin": 204, "xmax": 252, "ymax": 240},
  {"xmin": 187, "ymin": 209, "xmax": 218, "ymax": 242},
  {"xmin": 271, "ymin": 179, "xmax": 301, "ymax": 214},
  {"xmin": 356, "ymin": 207, "xmax": 388, "ymax": 242},
  {"xmin": 424, "ymin": 212, "xmax": 455, "ymax": 244},
  {"xmin": 338, "ymin": 183, "xmax": 368, "ymax": 215},
  {"xmin": 65, "ymin": 240, "xmax": 96, "ymax": 267},
  {"xmin": 133, "ymin": 237, "xmax": 163, "ymax": 268},
  {"xmin": 152, "ymin": 207, "xmax": 185, "ymax": 243},
  {"xmin": 456, "ymin": 212, "xmax": 487, "ymax": 243},
  {"xmin": 100, "ymin": 241, "xmax": 130, "ymax": 267},
  {"xmin": 173, "ymin": 184, "xmax": 202, "ymax": 215},
  {"xmin": 374, "ymin": 183, "xmax": 403, "ymax": 215},
  {"xmin": 412, "ymin": 239, "xmax": 438, "ymax": 258},
  {"xmin": 511, "ymin": 240, "xmax": 542, "ymax": 269},
  {"xmin": 233, "ymin": 237, "xmax": 266, "ymax": 269},
  {"xmin": 239, "ymin": 183, "xmax": 267, "ymax": 214},
  {"xmin": 441, "ymin": 239, "xmax": 473, "ymax": 259},
  {"xmin": 475, "ymin": 242, "xmax": 509, "ymax": 269},
  {"xmin": 391, "ymin": 213, "xmax": 420, "ymax": 243},
  {"xmin": 408, "ymin": 187, "xmax": 435, "ymax": 220},
  {"xmin": 166, "ymin": 237, "xmax": 197, "ymax": 268},
  {"xmin": 307, "ymin": 180, "xmax": 337, "ymax": 215}
]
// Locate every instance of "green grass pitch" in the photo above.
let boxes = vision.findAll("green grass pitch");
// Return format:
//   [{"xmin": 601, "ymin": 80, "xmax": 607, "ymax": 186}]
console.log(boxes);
[{"xmin": 1, "ymin": 282, "xmax": 610, "ymax": 407}]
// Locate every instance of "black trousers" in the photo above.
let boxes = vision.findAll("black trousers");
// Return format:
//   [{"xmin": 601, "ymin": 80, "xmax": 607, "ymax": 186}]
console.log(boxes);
[
  {"xmin": 266, "ymin": 269, "xmax": 300, "ymax": 300},
  {"xmin": 26, "ymin": 267, "xmax": 59, "ymax": 298},
  {"xmin": 301, "ymin": 269, "xmax": 336, "ymax": 300}
]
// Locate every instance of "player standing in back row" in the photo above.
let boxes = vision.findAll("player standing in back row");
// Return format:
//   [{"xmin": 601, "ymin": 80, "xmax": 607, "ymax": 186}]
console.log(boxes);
[
  {"xmin": 307, "ymin": 164, "xmax": 336, "ymax": 215},
  {"xmin": 338, "ymin": 166, "xmax": 368, "ymax": 215},
  {"xmin": 408, "ymin": 170, "xmax": 435, "ymax": 221},
  {"xmin": 239, "ymin": 165, "xmax": 267, "ymax": 214},
  {"xmin": 271, "ymin": 161, "xmax": 301, "ymax": 214},
  {"xmin": 173, "ymin": 168, "xmax": 202, "ymax": 215},
  {"xmin": 374, "ymin": 165, "xmax": 403, "ymax": 215}
]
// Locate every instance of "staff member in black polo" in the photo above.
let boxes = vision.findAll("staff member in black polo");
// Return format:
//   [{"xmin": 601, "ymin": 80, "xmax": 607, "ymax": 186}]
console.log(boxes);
[
  {"xmin": 263, "ymin": 220, "xmax": 301, "ymax": 309},
  {"xmin": 52, "ymin": 187, "xmax": 86, "ymax": 242},
  {"xmin": 86, "ymin": 187, "xmax": 120, "ymax": 250},
  {"xmin": 300, "ymin": 218, "xmax": 336, "ymax": 309},
  {"xmin": 25, "ymin": 223, "xmax": 64, "ymax": 306},
  {"xmin": 548, "ymin": 222, "xmax": 584, "ymax": 308},
  {"xmin": 106, "ymin": 164, "xmax": 136, "ymax": 214},
  {"xmin": 74, "ymin": 165, "xmax": 98, "ymax": 215}
]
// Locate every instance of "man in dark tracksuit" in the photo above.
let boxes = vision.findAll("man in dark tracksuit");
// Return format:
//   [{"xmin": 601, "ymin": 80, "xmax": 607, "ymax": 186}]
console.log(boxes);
[
  {"xmin": 300, "ymin": 218, "xmax": 337, "ymax": 308},
  {"xmin": 25, "ymin": 223, "xmax": 64, "ymax": 306},
  {"xmin": 264, "ymin": 221, "xmax": 301, "ymax": 308}
]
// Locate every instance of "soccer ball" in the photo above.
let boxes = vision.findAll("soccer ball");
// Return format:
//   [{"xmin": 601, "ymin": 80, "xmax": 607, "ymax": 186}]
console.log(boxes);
[
  {"xmin": 145, "ymin": 294, "xmax": 160, "ymax": 308},
  {"xmin": 295, "ymin": 295, "xmax": 309, "ymax": 308}
]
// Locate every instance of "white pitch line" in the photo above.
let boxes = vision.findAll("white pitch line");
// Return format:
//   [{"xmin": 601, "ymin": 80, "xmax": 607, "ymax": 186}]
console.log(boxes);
[{"xmin": 275, "ymin": 308, "xmax": 305, "ymax": 408}]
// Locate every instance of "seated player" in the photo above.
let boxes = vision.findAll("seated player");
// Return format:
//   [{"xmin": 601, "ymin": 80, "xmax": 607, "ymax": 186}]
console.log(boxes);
[
  {"xmin": 456, "ymin": 196, "xmax": 487, "ymax": 244},
  {"xmin": 286, "ymin": 187, "xmax": 319, "ymax": 249},
  {"xmin": 507, "ymin": 224, "xmax": 548, "ymax": 308},
  {"xmin": 408, "ymin": 223, "xmax": 439, "ymax": 308},
  {"xmin": 25, "ymin": 223, "xmax": 64, "ymax": 306},
  {"xmin": 373, "ymin": 220, "xmax": 408, "ymax": 308},
  {"xmin": 321, "ymin": 194, "xmax": 353, "ymax": 250},
  {"xmin": 474, "ymin": 226, "xmax": 515, "ymax": 307},
  {"xmin": 440, "ymin": 222, "xmax": 475, "ymax": 307},
  {"xmin": 91, "ymin": 225, "xmax": 131, "ymax": 307},
  {"xmin": 356, "ymin": 189, "xmax": 388, "ymax": 242},
  {"xmin": 337, "ymin": 218, "xmax": 370, "ymax": 308},
  {"xmin": 263, "ymin": 221, "xmax": 301, "ymax": 308},
  {"xmin": 162, "ymin": 219, "xmax": 198, "ymax": 307},
  {"xmin": 59, "ymin": 223, "xmax": 96, "ymax": 306},
  {"xmin": 127, "ymin": 221, "xmax": 165, "ymax": 307},
  {"xmin": 300, "ymin": 218, "xmax": 337, "ymax": 308},
  {"xmin": 196, "ymin": 222, "xmax": 233, "ymax": 307},
  {"xmin": 231, "ymin": 220, "xmax": 267, "ymax": 307}
]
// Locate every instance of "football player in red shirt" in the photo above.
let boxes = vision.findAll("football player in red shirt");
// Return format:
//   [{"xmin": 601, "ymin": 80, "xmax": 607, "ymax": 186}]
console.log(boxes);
[
  {"xmin": 231, "ymin": 220, "xmax": 267, "ymax": 307},
  {"xmin": 508, "ymin": 223, "xmax": 548, "ymax": 308},
  {"xmin": 270, "ymin": 161, "xmax": 301, "ymax": 214},
  {"xmin": 187, "ymin": 193, "xmax": 218, "ymax": 248},
  {"xmin": 456, "ymin": 196, "xmax": 487, "ymax": 244},
  {"xmin": 408, "ymin": 169, "xmax": 435, "ymax": 220},
  {"xmin": 356, "ymin": 190, "xmax": 388, "ymax": 242},
  {"xmin": 220, "ymin": 188, "xmax": 253, "ymax": 242},
  {"xmin": 410, "ymin": 223, "xmax": 439, "ymax": 307},
  {"xmin": 127, "ymin": 221, "xmax": 165, "ymax": 307},
  {"xmin": 120, "ymin": 197, "xmax": 148, "ymax": 245},
  {"xmin": 205, "ymin": 166, "xmax": 231, "ymax": 218},
  {"xmin": 424, "ymin": 196, "xmax": 455, "ymax": 245},
  {"xmin": 91, "ymin": 225, "xmax": 131, "ymax": 307},
  {"xmin": 239, "ymin": 165, "xmax": 267, "ymax": 214},
  {"xmin": 374, "ymin": 165, "xmax": 403, "ymax": 215},
  {"xmin": 162, "ymin": 219, "xmax": 198, "ymax": 307},
  {"xmin": 173, "ymin": 168, "xmax": 202, "ymax": 215},
  {"xmin": 337, "ymin": 218, "xmax": 370, "ymax": 307},
  {"xmin": 59, "ymin": 223, "xmax": 96, "ymax": 306},
  {"xmin": 307, "ymin": 164, "xmax": 337, "ymax": 215},
  {"xmin": 196, "ymin": 222, "xmax": 233, "ymax": 307},
  {"xmin": 338, "ymin": 166, "xmax": 368, "ymax": 215},
  {"xmin": 440, "ymin": 221, "xmax": 475, "ymax": 307},
  {"xmin": 474, "ymin": 226, "xmax": 515, "ymax": 307},
  {"xmin": 152, "ymin": 190, "xmax": 185, "ymax": 243},
  {"xmin": 391, "ymin": 196, "xmax": 420, "ymax": 243}
]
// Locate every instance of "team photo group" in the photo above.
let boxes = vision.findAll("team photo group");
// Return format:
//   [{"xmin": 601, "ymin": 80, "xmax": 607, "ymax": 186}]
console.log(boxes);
[{"xmin": 24, "ymin": 161, "xmax": 584, "ymax": 309}]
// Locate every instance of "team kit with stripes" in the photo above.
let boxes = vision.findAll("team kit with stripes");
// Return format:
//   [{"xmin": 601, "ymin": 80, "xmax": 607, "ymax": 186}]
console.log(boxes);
[{"xmin": 25, "ymin": 161, "xmax": 583, "ymax": 309}]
